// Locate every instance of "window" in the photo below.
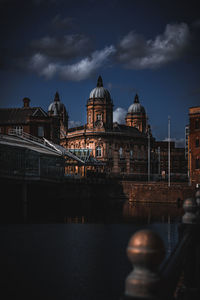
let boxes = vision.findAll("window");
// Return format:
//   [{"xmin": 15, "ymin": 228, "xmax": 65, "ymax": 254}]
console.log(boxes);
[
  {"xmin": 88, "ymin": 115, "xmax": 91, "ymax": 124},
  {"xmin": 119, "ymin": 147, "xmax": 123, "ymax": 158},
  {"xmin": 96, "ymin": 114, "xmax": 102, "ymax": 121},
  {"xmin": 196, "ymin": 158, "xmax": 200, "ymax": 169},
  {"xmin": 196, "ymin": 138, "xmax": 199, "ymax": 148},
  {"xmin": 13, "ymin": 126, "xmax": 23, "ymax": 135},
  {"xmin": 96, "ymin": 146, "xmax": 102, "ymax": 157},
  {"xmin": 38, "ymin": 126, "xmax": 44, "ymax": 137},
  {"xmin": 195, "ymin": 119, "xmax": 200, "ymax": 129},
  {"xmin": 130, "ymin": 150, "xmax": 133, "ymax": 159}
]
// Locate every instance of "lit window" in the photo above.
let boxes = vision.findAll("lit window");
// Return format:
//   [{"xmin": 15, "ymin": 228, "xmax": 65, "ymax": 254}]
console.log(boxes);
[
  {"xmin": 13, "ymin": 126, "xmax": 23, "ymax": 135},
  {"xmin": 96, "ymin": 114, "xmax": 102, "ymax": 121},
  {"xmin": 38, "ymin": 126, "xmax": 44, "ymax": 137},
  {"xmin": 96, "ymin": 146, "xmax": 102, "ymax": 157}
]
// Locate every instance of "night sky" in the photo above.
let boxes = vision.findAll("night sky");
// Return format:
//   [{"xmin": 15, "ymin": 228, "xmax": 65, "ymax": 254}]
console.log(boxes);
[{"xmin": 0, "ymin": 0, "xmax": 200, "ymax": 145}]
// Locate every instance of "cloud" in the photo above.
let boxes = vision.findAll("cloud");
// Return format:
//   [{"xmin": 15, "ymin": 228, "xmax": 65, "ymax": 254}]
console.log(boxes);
[
  {"xmin": 113, "ymin": 107, "xmax": 127, "ymax": 124},
  {"xmin": 29, "ymin": 45, "xmax": 116, "ymax": 81},
  {"xmin": 116, "ymin": 22, "xmax": 190, "ymax": 69},
  {"xmin": 31, "ymin": 34, "xmax": 92, "ymax": 60},
  {"xmin": 163, "ymin": 137, "xmax": 185, "ymax": 148},
  {"xmin": 68, "ymin": 120, "xmax": 81, "ymax": 128},
  {"xmin": 51, "ymin": 14, "xmax": 75, "ymax": 30}
]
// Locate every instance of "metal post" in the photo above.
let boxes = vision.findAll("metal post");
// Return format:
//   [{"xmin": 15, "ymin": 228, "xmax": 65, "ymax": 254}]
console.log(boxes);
[
  {"xmin": 158, "ymin": 146, "xmax": 160, "ymax": 176},
  {"xmin": 148, "ymin": 130, "xmax": 150, "ymax": 182},
  {"xmin": 168, "ymin": 116, "xmax": 170, "ymax": 187},
  {"xmin": 188, "ymin": 149, "xmax": 191, "ymax": 186}
]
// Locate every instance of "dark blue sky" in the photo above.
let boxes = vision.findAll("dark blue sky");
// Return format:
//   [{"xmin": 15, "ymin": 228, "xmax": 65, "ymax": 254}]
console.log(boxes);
[{"xmin": 0, "ymin": 0, "xmax": 200, "ymax": 145}]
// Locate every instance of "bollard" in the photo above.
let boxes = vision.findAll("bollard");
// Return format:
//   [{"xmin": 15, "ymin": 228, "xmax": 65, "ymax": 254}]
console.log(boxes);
[
  {"xmin": 182, "ymin": 198, "xmax": 197, "ymax": 224},
  {"xmin": 124, "ymin": 229, "xmax": 165, "ymax": 299},
  {"xmin": 195, "ymin": 190, "xmax": 200, "ymax": 206}
]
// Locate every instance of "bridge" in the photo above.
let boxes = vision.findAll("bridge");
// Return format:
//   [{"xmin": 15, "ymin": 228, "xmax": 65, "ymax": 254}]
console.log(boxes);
[{"xmin": 0, "ymin": 130, "xmax": 103, "ymax": 181}]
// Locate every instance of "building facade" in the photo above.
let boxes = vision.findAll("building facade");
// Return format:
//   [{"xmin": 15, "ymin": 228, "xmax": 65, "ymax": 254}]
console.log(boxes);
[
  {"xmin": 61, "ymin": 76, "xmax": 154, "ymax": 177},
  {"xmin": 0, "ymin": 76, "xmax": 188, "ymax": 179},
  {"xmin": 188, "ymin": 106, "xmax": 200, "ymax": 184},
  {"xmin": 0, "ymin": 94, "xmax": 68, "ymax": 144}
]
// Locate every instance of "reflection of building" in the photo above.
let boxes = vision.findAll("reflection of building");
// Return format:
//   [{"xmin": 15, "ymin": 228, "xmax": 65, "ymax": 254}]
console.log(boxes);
[
  {"xmin": 61, "ymin": 76, "xmax": 151, "ymax": 177},
  {"xmin": 188, "ymin": 106, "xmax": 200, "ymax": 184},
  {"xmin": 0, "ymin": 97, "xmax": 61, "ymax": 144}
]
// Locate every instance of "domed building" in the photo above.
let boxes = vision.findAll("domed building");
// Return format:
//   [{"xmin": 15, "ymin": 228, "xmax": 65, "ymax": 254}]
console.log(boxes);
[
  {"xmin": 126, "ymin": 94, "xmax": 147, "ymax": 133},
  {"xmin": 61, "ymin": 76, "xmax": 151, "ymax": 177},
  {"xmin": 48, "ymin": 91, "xmax": 68, "ymax": 139},
  {"xmin": 87, "ymin": 76, "xmax": 113, "ymax": 130}
]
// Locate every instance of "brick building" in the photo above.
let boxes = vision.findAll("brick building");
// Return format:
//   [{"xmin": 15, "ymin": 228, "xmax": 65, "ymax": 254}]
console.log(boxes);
[
  {"xmin": 61, "ymin": 76, "xmax": 157, "ymax": 177},
  {"xmin": 188, "ymin": 106, "xmax": 200, "ymax": 184},
  {"xmin": 0, "ymin": 76, "xmax": 188, "ymax": 179},
  {"xmin": 154, "ymin": 141, "xmax": 187, "ymax": 179},
  {"xmin": 0, "ymin": 94, "xmax": 67, "ymax": 144}
]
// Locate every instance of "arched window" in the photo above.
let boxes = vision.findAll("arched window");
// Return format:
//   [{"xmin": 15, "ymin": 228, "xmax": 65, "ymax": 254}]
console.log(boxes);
[
  {"xmin": 96, "ymin": 146, "xmax": 102, "ymax": 157},
  {"xmin": 196, "ymin": 138, "xmax": 199, "ymax": 148},
  {"xmin": 96, "ymin": 114, "xmax": 102, "ymax": 121}
]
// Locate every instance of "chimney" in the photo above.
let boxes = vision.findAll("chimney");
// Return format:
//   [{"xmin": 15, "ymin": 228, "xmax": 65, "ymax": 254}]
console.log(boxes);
[{"xmin": 23, "ymin": 97, "xmax": 30, "ymax": 108}]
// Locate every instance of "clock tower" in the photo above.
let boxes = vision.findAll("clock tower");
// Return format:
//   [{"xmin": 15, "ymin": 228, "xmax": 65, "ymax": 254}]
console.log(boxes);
[{"xmin": 86, "ymin": 76, "xmax": 113, "ymax": 130}]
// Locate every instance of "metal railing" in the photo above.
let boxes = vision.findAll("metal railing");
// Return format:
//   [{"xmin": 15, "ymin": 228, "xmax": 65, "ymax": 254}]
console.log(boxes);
[
  {"xmin": 122, "ymin": 191, "xmax": 200, "ymax": 300},
  {"xmin": 8, "ymin": 129, "xmax": 45, "ymax": 145}
]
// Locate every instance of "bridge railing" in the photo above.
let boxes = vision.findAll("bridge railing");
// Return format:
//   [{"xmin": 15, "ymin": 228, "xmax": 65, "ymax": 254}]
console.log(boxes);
[{"xmin": 122, "ymin": 190, "xmax": 200, "ymax": 300}]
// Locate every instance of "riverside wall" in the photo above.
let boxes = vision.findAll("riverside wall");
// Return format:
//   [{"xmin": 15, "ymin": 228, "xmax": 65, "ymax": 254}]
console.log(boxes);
[{"xmin": 120, "ymin": 181, "xmax": 195, "ymax": 203}]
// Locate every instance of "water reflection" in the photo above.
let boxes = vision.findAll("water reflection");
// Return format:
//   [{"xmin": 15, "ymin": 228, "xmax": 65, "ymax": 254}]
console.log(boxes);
[
  {"xmin": 63, "ymin": 200, "xmax": 183, "ymax": 225},
  {"xmin": 1, "ymin": 200, "xmax": 183, "ymax": 300},
  {"xmin": 122, "ymin": 201, "xmax": 183, "ymax": 224}
]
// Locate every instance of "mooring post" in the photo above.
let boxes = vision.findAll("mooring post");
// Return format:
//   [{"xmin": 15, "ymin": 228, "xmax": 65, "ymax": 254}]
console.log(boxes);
[
  {"xmin": 182, "ymin": 197, "xmax": 197, "ymax": 225},
  {"xmin": 195, "ymin": 189, "xmax": 200, "ymax": 207},
  {"xmin": 181, "ymin": 197, "xmax": 199, "ymax": 294},
  {"xmin": 123, "ymin": 229, "xmax": 165, "ymax": 300}
]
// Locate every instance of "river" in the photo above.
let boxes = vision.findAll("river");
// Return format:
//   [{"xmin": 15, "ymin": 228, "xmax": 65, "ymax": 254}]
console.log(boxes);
[{"xmin": 0, "ymin": 202, "xmax": 183, "ymax": 300}]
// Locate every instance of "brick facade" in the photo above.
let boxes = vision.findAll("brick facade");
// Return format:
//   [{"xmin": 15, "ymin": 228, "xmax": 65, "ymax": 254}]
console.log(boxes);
[{"xmin": 188, "ymin": 106, "xmax": 200, "ymax": 184}]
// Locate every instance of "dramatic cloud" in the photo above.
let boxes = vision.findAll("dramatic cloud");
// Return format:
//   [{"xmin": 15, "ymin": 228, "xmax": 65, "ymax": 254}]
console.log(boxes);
[
  {"xmin": 29, "ymin": 45, "xmax": 116, "ymax": 81},
  {"xmin": 116, "ymin": 23, "xmax": 190, "ymax": 69},
  {"xmin": 31, "ymin": 34, "xmax": 92, "ymax": 60},
  {"xmin": 68, "ymin": 120, "xmax": 81, "ymax": 128},
  {"xmin": 113, "ymin": 107, "xmax": 127, "ymax": 124}
]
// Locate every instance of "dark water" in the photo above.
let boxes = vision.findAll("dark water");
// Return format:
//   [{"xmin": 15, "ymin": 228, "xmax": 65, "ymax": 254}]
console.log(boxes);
[{"xmin": 0, "ymin": 202, "xmax": 181, "ymax": 300}]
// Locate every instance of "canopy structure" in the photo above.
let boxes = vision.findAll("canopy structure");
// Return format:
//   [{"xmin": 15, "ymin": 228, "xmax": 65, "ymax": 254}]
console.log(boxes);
[
  {"xmin": 44, "ymin": 139, "xmax": 104, "ymax": 166},
  {"xmin": 7, "ymin": 130, "xmax": 104, "ymax": 167}
]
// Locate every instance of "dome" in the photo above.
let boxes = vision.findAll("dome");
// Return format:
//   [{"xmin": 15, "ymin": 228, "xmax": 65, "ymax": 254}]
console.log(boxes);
[
  {"xmin": 128, "ymin": 94, "xmax": 145, "ymax": 114},
  {"xmin": 48, "ymin": 92, "xmax": 67, "ymax": 116},
  {"xmin": 89, "ymin": 76, "xmax": 111, "ymax": 100}
]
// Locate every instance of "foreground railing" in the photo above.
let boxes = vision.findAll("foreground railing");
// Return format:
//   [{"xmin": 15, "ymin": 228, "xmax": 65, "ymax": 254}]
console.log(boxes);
[{"xmin": 122, "ymin": 191, "xmax": 200, "ymax": 300}]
